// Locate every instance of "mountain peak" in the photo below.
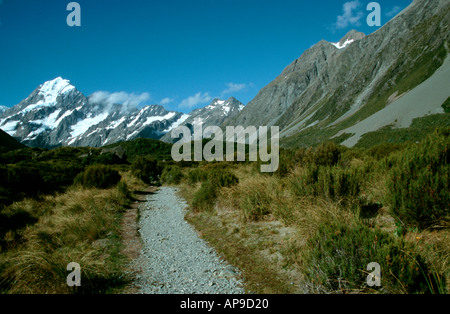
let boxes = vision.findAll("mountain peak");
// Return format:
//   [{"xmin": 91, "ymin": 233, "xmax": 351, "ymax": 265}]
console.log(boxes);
[
  {"xmin": 211, "ymin": 98, "xmax": 225, "ymax": 105},
  {"xmin": 331, "ymin": 30, "xmax": 365, "ymax": 49},
  {"xmin": 38, "ymin": 77, "xmax": 75, "ymax": 96}
]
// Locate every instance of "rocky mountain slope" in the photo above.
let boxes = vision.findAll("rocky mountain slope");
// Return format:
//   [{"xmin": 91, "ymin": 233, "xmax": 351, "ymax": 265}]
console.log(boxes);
[
  {"xmin": 0, "ymin": 78, "xmax": 244, "ymax": 148},
  {"xmin": 1, "ymin": 0, "xmax": 448, "ymax": 150},
  {"xmin": 227, "ymin": 0, "xmax": 450, "ymax": 147},
  {"xmin": 160, "ymin": 97, "xmax": 245, "ymax": 143}
]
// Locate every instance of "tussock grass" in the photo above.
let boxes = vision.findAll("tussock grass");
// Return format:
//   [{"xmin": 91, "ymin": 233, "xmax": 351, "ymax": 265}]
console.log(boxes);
[
  {"xmin": 0, "ymin": 176, "xmax": 136, "ymax": 294},
  {"xmin": 176, "ymin": 129, "xmax": 449, "ymax": 294}
]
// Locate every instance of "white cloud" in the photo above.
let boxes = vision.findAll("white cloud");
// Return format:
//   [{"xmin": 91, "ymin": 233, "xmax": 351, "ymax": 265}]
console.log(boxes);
[
  {"xmin": 221, "ymin": 83, "xmax": 247, "ymax": 96},
  {"xmin": 335, "ymin": 1, "xmax": 364, "ymax": 29},
  {"xmin": 179, "ymin": 92, "xmax": 212, "ymax": 109},
  {"xmin": 89, "ymin": 91, "xmax": 150, "ymax": 113},
  {"xmin": 386, "ymin": 5, "xmax": 402, "ymax": 18},
  {"xmin": 160, "ymin": 97, "xmax": 175, "ymax": 106}
]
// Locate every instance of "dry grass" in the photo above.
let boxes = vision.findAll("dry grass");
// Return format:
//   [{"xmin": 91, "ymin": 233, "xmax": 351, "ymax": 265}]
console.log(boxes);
[
  {"xmin": 181, "ymin": 163, "xmax": 362, "ymax": 293},
  {"xmin": 177, "ymin": 156, "xmax": 449, "ymax": 294},
  {"xmin": 0, "ymin": 173, "xmax": 142, "ymax": 294}
]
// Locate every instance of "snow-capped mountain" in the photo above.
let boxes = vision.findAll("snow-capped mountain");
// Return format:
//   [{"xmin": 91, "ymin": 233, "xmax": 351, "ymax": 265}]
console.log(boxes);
[
  {"xmin": 0, "ymin": 77, "xmax": 244, "ymax": 148},
  {"xmin": 160, "ymin": 97, "xmax": 245, "ymax": 143}
]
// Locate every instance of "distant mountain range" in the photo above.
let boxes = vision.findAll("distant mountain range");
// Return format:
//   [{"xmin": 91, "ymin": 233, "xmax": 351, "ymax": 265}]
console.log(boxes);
[
  {"xmin": 0, "ymin": 77, "xmax": 244, "ymax": 148},
  {"xmin": 1, "ymin": 0, "xmax": 449, "ymax": 149}
]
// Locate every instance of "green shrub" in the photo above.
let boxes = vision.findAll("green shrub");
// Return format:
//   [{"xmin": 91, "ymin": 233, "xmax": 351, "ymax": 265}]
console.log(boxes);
[
  {"xmin": 192, "ymin": 180, "xmax": 218, "ymax": 212},
  {"xmin": 306, "ymin": 142, "xmax": 342, "ymax": 167},
  {"xmin": 333, "ymin": 167, "xmax": 361, "ymax": 201},
  {"xmin": 290, "ymin": 164, "xmax": 361, "ymax": 202},
  {"xmin": 0, "ymin": 161, "xmax": 84, "ymax": 207},
  {"xmin": 161, "ymin": 166, "xmax": 183, "ymax": 185},
  {"xmin": 82, "ymin": 152, "xmax": 126, "ymax": 166},
  {"xmin": 192, "ymin": 168, "xmax": 239, "ymax": 211},
  {"xmin": 386, "ymin": 128, "xmax": 449, "ymax": 230},
  {"xmin": 207, "ymin": 168, "xmax": 239, "ymax": 188},
  {"xmin": 275, "ymin": 149, "xmax": 297, "ymax": 177},
  {"xmin": 442, "ymin": 97, "xmax": 450, "ymax": 113},
  {"xmin": 302, "ymin": 221, "xmax": 436, "ymax": 293},
  {"xmin": 117, "ymin": 181, "xmax": 131, "ymax": 200},
  {"xmin": 188, "ymin": 168, "xmax": 208, "ymax": 185},
  {"xmin": 74, "ymin": 165, "xmax": 121, "ymax": 189},
  {"xmin": 367, "ymin": 142, "xmax": 405, "ymax": 160},
  {"xmin": 130, "ymin": 156, "xmax": 161, "ymax": 185}
]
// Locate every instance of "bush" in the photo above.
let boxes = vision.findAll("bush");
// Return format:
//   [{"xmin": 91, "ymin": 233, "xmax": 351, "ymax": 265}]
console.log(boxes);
[
  {"xmin": 192, "ymin": 180, "xmax": 218, "ymax": 212},
  {"xmin": 130, "ymin": 156, "xmax": 161, "ymax": 185},
  {"xmin": 290, "ymin": 164, "xmax": 361, "ymax": 202},
  {"xmin": 82, "ymin": 152, "xmax": 126, "ymax": 166},
  {"xmin": 74, "ymin": 165, "xmax": 121, "ymax": 189},
  {"xmin": 192, "ymin": 168, "xmax": 239, "ymax": 211},
  {"xmin": 442, "ymin": 97, "xmax": 450, "ymax": 113},
  {"xmin": 207, "ymin": 168, "xmax": 239, "ymax": 188},
  {"xmin": 117, "ymin": 181, "xmax": 131, "ymax": 200},
  {"xmin": 367, "ymin": 143, "xmax": 405, "ymax": 160},
  {"xmin": 275, "ymin": 149, "xmax": 297, "ymax": 177},
  {"xmin": 302, "ymin": 221, "xmax": 436, "ymax": 293},
  {"xmin": 0, "ymin": 161, "xmax": 84, "ymax": 207},
  {"xmin": 386, "ymin": 128, "xmax": 449, "ymax": 230},
  {"xmin": 188, "ymin": 168, "xmax": 208, "ymax": 185},
  {"xmin": 304, "ymin": 142, "xmax": 342, "ymax": 167},
  {"xmin": 161, "ymin": 166, "xmax": 183, "ymax": 185},
  {"xmin": 239, "ymin": 179, "xmax": 273, "ymax": 221}
]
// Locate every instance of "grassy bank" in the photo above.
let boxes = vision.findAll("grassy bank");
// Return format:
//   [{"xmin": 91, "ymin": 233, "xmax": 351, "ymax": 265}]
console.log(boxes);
[
  {"xmin": 176, "ymin": 129, "xmax": 449, "ymax": 294},
  {"xmin": 0, "ymin": 130, "xmax": 447, "ymax": 294},
  {"xmin": 0, "ymin": 140, "xmax": 151, "ymax": 293},
  {"xmin": 0, "ymin": 169, "xmax": 147, "ymax": 294}
]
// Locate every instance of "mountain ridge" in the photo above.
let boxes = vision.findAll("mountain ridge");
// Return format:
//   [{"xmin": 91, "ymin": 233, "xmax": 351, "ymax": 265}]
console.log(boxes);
[
  {"xmin": 226, "ymin": 0, "xmax": 450, "ymax": 147},
  {"xmin": 1, "ymin": 0, "xmax": 448, "ymax": 149},
  {"xmin": 0, "ymin": 78, "xmax": 245, "ymax": 148}
]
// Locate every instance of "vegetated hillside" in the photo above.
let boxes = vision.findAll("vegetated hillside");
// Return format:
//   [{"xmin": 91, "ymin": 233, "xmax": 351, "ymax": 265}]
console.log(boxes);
[
  {"xmin": 102, "ymin": 138, "xmax": 173, "ymax": 163},
  {"xmin": 0, "ymin": 129, "xmax": 25, "ymax": 153},
  {"xmin": 173, "ymin": 127, "xmax": 449, "ymax": 294},
  {"xmin": 0, "ymin": 136, "xmax": 175, "ymax": 208},
  {"xmin": 0, "ymin": 136, "xmax": 168, "ymax": 293},
  {"xmin": 0, "ymin": 146, "xmax": 146, "ymax": 293},
  {"xmin": 227, "ymin": 0, "xmax": 450, "ymax": 148}
]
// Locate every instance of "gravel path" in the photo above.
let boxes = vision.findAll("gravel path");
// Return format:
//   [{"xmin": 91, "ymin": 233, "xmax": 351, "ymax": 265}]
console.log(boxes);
[{"xmin": 133, "ymin": 187, "xmax": 245, "ymax": 294}]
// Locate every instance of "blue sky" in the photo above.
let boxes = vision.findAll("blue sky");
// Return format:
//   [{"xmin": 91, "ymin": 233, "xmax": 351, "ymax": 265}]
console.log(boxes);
[{"xmin": 0, "ymin": 0, "xmax": 412, "ymax": 113}]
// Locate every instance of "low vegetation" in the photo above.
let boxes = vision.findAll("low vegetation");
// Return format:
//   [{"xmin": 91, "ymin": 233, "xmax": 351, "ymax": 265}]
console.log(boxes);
[
  {"xmin": 177, "ymin": 128, "xmax": 449, "ymax": 294},
  {"xmin": 0, "ymin": 127, "xmax": 448, "ymax": 294},
  {"xmin": 0, "ymin": 176, "xmax": 136, "ymax": 293},
  {"xmin": 0, "ymin": 141, "xmax": 147, "ymax": 293}
]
